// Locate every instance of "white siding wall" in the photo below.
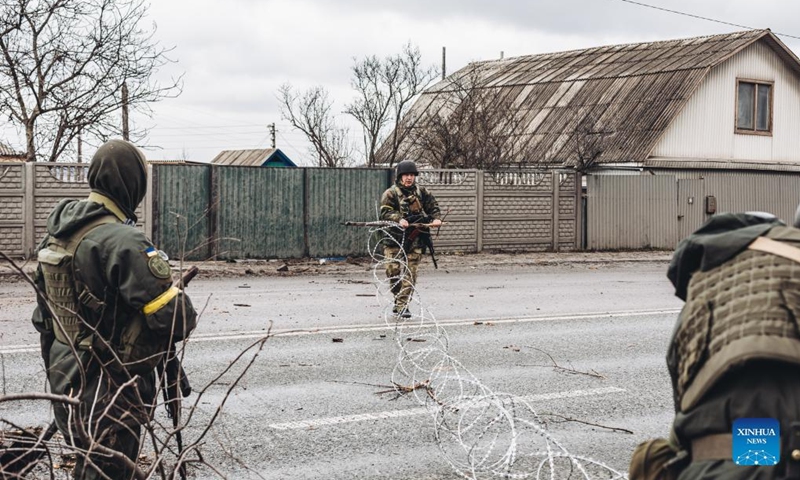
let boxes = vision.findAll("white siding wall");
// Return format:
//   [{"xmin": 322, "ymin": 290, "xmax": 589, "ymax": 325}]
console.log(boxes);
[{"xmin": 651, "ymin": 41, "xmax": 800, "ymax": 161}]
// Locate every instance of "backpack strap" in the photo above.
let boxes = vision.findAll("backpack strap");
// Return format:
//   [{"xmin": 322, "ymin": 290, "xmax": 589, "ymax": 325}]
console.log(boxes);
[{"xmin": 748, "ymin": 236, "xmax": 800, "ymax": 263}]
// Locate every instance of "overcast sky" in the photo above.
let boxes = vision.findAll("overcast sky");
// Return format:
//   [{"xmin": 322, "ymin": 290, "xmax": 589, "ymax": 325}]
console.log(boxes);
[{"xmin": 53, "ymin": 0, "xmax": 800, "ymax": 164}]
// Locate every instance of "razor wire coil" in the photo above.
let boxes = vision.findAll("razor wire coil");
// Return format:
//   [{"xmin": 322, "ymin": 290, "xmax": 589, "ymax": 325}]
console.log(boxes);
[{"xmin": 364, "ymin": 222, "xmax": 627, "ymax": 480}]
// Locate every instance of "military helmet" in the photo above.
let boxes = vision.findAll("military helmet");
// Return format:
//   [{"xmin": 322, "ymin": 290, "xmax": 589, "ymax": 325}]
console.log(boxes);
[{"xmin": 396, "ymin": 160, "xmax": 419, "ymax": 177}]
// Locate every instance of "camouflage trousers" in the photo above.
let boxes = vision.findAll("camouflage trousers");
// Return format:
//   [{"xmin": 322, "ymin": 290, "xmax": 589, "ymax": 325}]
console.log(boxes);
[{"xmin": 384, "ymin": 246, "xmax": 422, "ymax": 312}]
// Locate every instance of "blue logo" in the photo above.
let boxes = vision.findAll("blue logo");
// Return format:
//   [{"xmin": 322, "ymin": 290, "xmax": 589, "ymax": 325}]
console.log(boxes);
[{"xmin": 732, "ymin": 418, "xmax": 780, "ymax": 466}]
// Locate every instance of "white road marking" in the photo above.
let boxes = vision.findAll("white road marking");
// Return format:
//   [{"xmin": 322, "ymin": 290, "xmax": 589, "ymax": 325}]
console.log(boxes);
[
  {"xmin": 268, "ymin": 386, "xmax": 626, "ymax": 430},
  {"xmin": 0, "ymin": 308, "xmax": 680, "ymax": 355},
  {"xmin": 0, "ymin": 345, "xmax": 40, "ymax": 354},
  {"xmin": 188, "ymin": 308, "xmax": 680, "ymax": 342}
]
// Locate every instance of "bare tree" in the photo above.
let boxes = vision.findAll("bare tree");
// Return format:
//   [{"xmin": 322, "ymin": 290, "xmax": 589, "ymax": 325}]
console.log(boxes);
[
  {"xmin": 0, "ymin": 0, "xmax": 181, "ymax": 162},
  {"xmin": 566, "ymin": 111, "xmax": 611, "ymax": 173},
  {"xmin": 278, "ymin": 84, "xmax": 353, "ymax": 167},
  {"xmin": 346, "ymin": 43, "xmax": 438, "ymax": 167},
  {"xmin": 405, "ymin": 65, "xmax": 534, "ymax": 170}
]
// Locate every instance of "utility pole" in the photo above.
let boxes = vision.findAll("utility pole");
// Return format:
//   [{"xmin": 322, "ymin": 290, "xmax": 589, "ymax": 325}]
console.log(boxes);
[
  {"xmin": 442, "ymin": 46, "xmax": 446, "ymax": 80},
  {"xmin": 268, "ymin": 123, "xmax": 276, "ymax": 148},
  {"xmin": 121, "ymin": 82, "xmax": 129, "ymax": 140}
]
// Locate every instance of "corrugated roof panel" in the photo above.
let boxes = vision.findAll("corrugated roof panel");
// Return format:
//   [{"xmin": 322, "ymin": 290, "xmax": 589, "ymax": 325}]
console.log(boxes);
[
  {"xmin": 512, "ymin": 84, "xmax": 537, "ymax": 108},
  {"xmin": 211, "ymin": 149, "xmax": 277, "ymax": 166},
  {"xmin": 524, "ymin": 83, "xmax": 560, "ymax": 109}
]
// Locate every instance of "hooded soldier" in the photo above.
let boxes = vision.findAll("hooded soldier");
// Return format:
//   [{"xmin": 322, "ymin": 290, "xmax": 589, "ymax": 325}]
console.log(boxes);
[
  {"xmin": 630, "ymin": 211, "xmax": 800, "ymax": 480},
  {"xmin": 379, "ymin": 160, "xmax": 441, "ymax": 318},
  {"xmin": 31, "ymin": 139, "xmax": 197, "ymax": 479}
]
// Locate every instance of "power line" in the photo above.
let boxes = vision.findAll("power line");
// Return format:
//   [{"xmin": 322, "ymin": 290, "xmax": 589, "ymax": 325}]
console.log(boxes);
[
  {"xmin": 153, "ymin": 124, "xmax": 267, "ymax": 130},
  {"xmin": 149, "ymin": 131, "xmax": 268, "ymax": 138},
  {"xmin": 617, "ymin": 0, "xmax": 800, "ymax": 41}
]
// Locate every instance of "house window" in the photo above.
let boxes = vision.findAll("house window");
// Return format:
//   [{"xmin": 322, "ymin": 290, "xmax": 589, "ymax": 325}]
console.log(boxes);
[{"xmin": 736, "ymin": 80, "xmax": 772, "ymax": 134}]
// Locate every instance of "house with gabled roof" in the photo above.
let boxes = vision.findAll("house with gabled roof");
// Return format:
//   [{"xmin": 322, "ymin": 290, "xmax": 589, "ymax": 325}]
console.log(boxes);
[
  {"xmin": 210, "ymin": 148, "xmax": 297, "ymax": 168},
  {"xmin": 392, "ymin": 29, "xmax": 800, "ymax": 174},
  {"xmin": 387, "ymin": 29, "xmax": 800, "ymax": 250}
]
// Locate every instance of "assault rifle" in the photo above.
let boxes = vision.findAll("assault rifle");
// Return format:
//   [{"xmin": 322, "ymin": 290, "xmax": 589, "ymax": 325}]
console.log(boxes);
[
  {"xmin": 403, "ymin": 214, "xmax": 438, "ymax": 269},
  {"xmin": 161, "ymin": 265, "xmax": 199, "ymax": 480},
  {"xmin": 343, "ymin": 219, "xmax": 443, "ymax": 269}
]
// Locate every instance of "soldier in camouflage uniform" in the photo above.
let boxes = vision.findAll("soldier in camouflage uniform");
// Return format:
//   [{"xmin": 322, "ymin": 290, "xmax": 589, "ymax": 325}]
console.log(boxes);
[
  {"xmin": 630, "ymin": 211, "xmax": 800, "ymax": 480},
  {"xmin": 31, "ymin": 139, "xmax": 197, "ymax": 479},
  {"xmin": 380, "ymin": 160, "xmax": 441, "ymax": 318}
]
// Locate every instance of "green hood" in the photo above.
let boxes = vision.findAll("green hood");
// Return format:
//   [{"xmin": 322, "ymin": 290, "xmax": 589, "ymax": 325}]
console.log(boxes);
[
  {"xmin": 46, "ymin": 199, "xmax": 114, "ymax": 239},
  {"xmin": 666, "ymin": 212, "xmax": 784, "ymax": 301},
  {"xmin": 88, "ymin": 139, "xmax": 147, "ymax": 221}
]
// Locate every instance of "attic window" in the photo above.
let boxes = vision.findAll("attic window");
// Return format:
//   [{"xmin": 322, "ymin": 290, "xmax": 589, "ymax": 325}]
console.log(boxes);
[{"xmin": 736, "ymin": 80, "xmax": 772, "ymax": 135}]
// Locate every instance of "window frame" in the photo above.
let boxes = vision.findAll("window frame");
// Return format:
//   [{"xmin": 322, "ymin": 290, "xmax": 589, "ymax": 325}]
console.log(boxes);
[{"xmin": 735, "ymin": 78, "xmax": 774, "ymax": 136}]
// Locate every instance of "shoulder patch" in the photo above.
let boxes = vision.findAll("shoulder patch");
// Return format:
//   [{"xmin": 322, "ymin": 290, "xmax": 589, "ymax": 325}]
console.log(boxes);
[{"xmin": 148, "ymin": 255, "xmax": 172, "ymax": 279}]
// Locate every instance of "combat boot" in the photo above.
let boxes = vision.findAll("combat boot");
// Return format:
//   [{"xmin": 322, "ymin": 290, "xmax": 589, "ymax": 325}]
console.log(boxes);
[{"xmin": 393, "ymin": 305, "xmax": 411, "ymax": 319}]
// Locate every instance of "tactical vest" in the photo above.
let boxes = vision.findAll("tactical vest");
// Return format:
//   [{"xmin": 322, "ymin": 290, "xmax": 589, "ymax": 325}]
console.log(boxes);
[
  {"xmin": 383, "ymin": 185, "xmax": 425, "ymax": 248},
  {"xmin": 392, "ymin": 184, "xmax": 424, "ymax": 216},
  {"xmin": 37, "ymin": 215, "xmax": 117, "ymax": 348},
  {"xmin": 674, "ymin": 226, "xmax": 800, "ymax": 411}
]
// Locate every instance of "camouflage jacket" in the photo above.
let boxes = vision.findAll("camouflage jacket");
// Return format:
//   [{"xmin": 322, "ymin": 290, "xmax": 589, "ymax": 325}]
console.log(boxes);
[{"xmin": 379, "ymin": 182, "xmax": 441, "ymax": 249}]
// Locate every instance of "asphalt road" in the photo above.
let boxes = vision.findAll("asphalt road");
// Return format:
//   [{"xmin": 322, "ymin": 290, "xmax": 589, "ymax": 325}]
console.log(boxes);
[{"xmin": 0, "ymin": 259, "xmax": 684, "ymax": 479}]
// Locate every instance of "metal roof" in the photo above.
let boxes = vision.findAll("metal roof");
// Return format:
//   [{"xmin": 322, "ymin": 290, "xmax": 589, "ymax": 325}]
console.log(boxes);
[
  {"xmin": 211, "ymin": 149, "xmax": 278, "ymax": 166},
  {"xmin": 210, "ymin": 148, "xmax": 297, "ymax": 167},
  {"xmin": 389, "ymin": 29, "xmax": 799, "ymax": 166},
  {"xmin": 645, "ymin": 157, "xmax": 800, "ymax": 173}
]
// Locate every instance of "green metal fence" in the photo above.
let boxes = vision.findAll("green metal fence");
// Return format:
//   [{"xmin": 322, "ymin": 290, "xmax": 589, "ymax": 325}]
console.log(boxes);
[
  {"xmin": 306, "ymin": 168, "xmax": 391, "ymax": 257},
  {"xmin": 151, "ymin": 165, "xmax": 212, "ymax": 260},
  {"xmin": 215, "ymin": 165, "xmax": 305, "ymax": 259},
  {"xmin": 151, "ymin": 164, "xmax": 392, "ymax": 260}
]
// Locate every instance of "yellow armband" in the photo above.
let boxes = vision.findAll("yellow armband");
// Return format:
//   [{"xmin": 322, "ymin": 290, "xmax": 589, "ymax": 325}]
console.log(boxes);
[{"xmin": 142, "ymin": 286, "xmax": 180, "ymax": 315}]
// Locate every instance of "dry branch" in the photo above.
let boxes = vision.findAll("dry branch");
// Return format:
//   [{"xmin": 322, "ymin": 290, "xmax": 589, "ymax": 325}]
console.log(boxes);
[
  {"xmin": 522, "ymin": 346, "xmax": 607, "ymax": 379},
  {"xmin": 539, "ymin": 412, "xmax": 634, "ymax": 435}
]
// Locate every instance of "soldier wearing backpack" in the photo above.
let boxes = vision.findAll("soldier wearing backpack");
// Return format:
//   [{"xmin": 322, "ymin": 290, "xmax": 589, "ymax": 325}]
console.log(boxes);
[
  {"xmin": 630, "ymin": 211, "xmax": 800, "ymax": 479},
  {"xmin": 31, "ymin": 139, "xmax": 197, "ymax": 479}
]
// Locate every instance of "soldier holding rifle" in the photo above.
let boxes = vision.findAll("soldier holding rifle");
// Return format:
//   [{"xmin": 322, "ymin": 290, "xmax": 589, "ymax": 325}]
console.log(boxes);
[{"xmin": 379, "ymin": 160, "xmax": 442, "ymax": 318}]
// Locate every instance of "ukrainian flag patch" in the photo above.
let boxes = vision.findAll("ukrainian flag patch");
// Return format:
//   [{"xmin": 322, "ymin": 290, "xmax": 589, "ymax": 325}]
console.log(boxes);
[{"xmin": 145, "ymin": 246, "xmax": 158, "ymax": 258}]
